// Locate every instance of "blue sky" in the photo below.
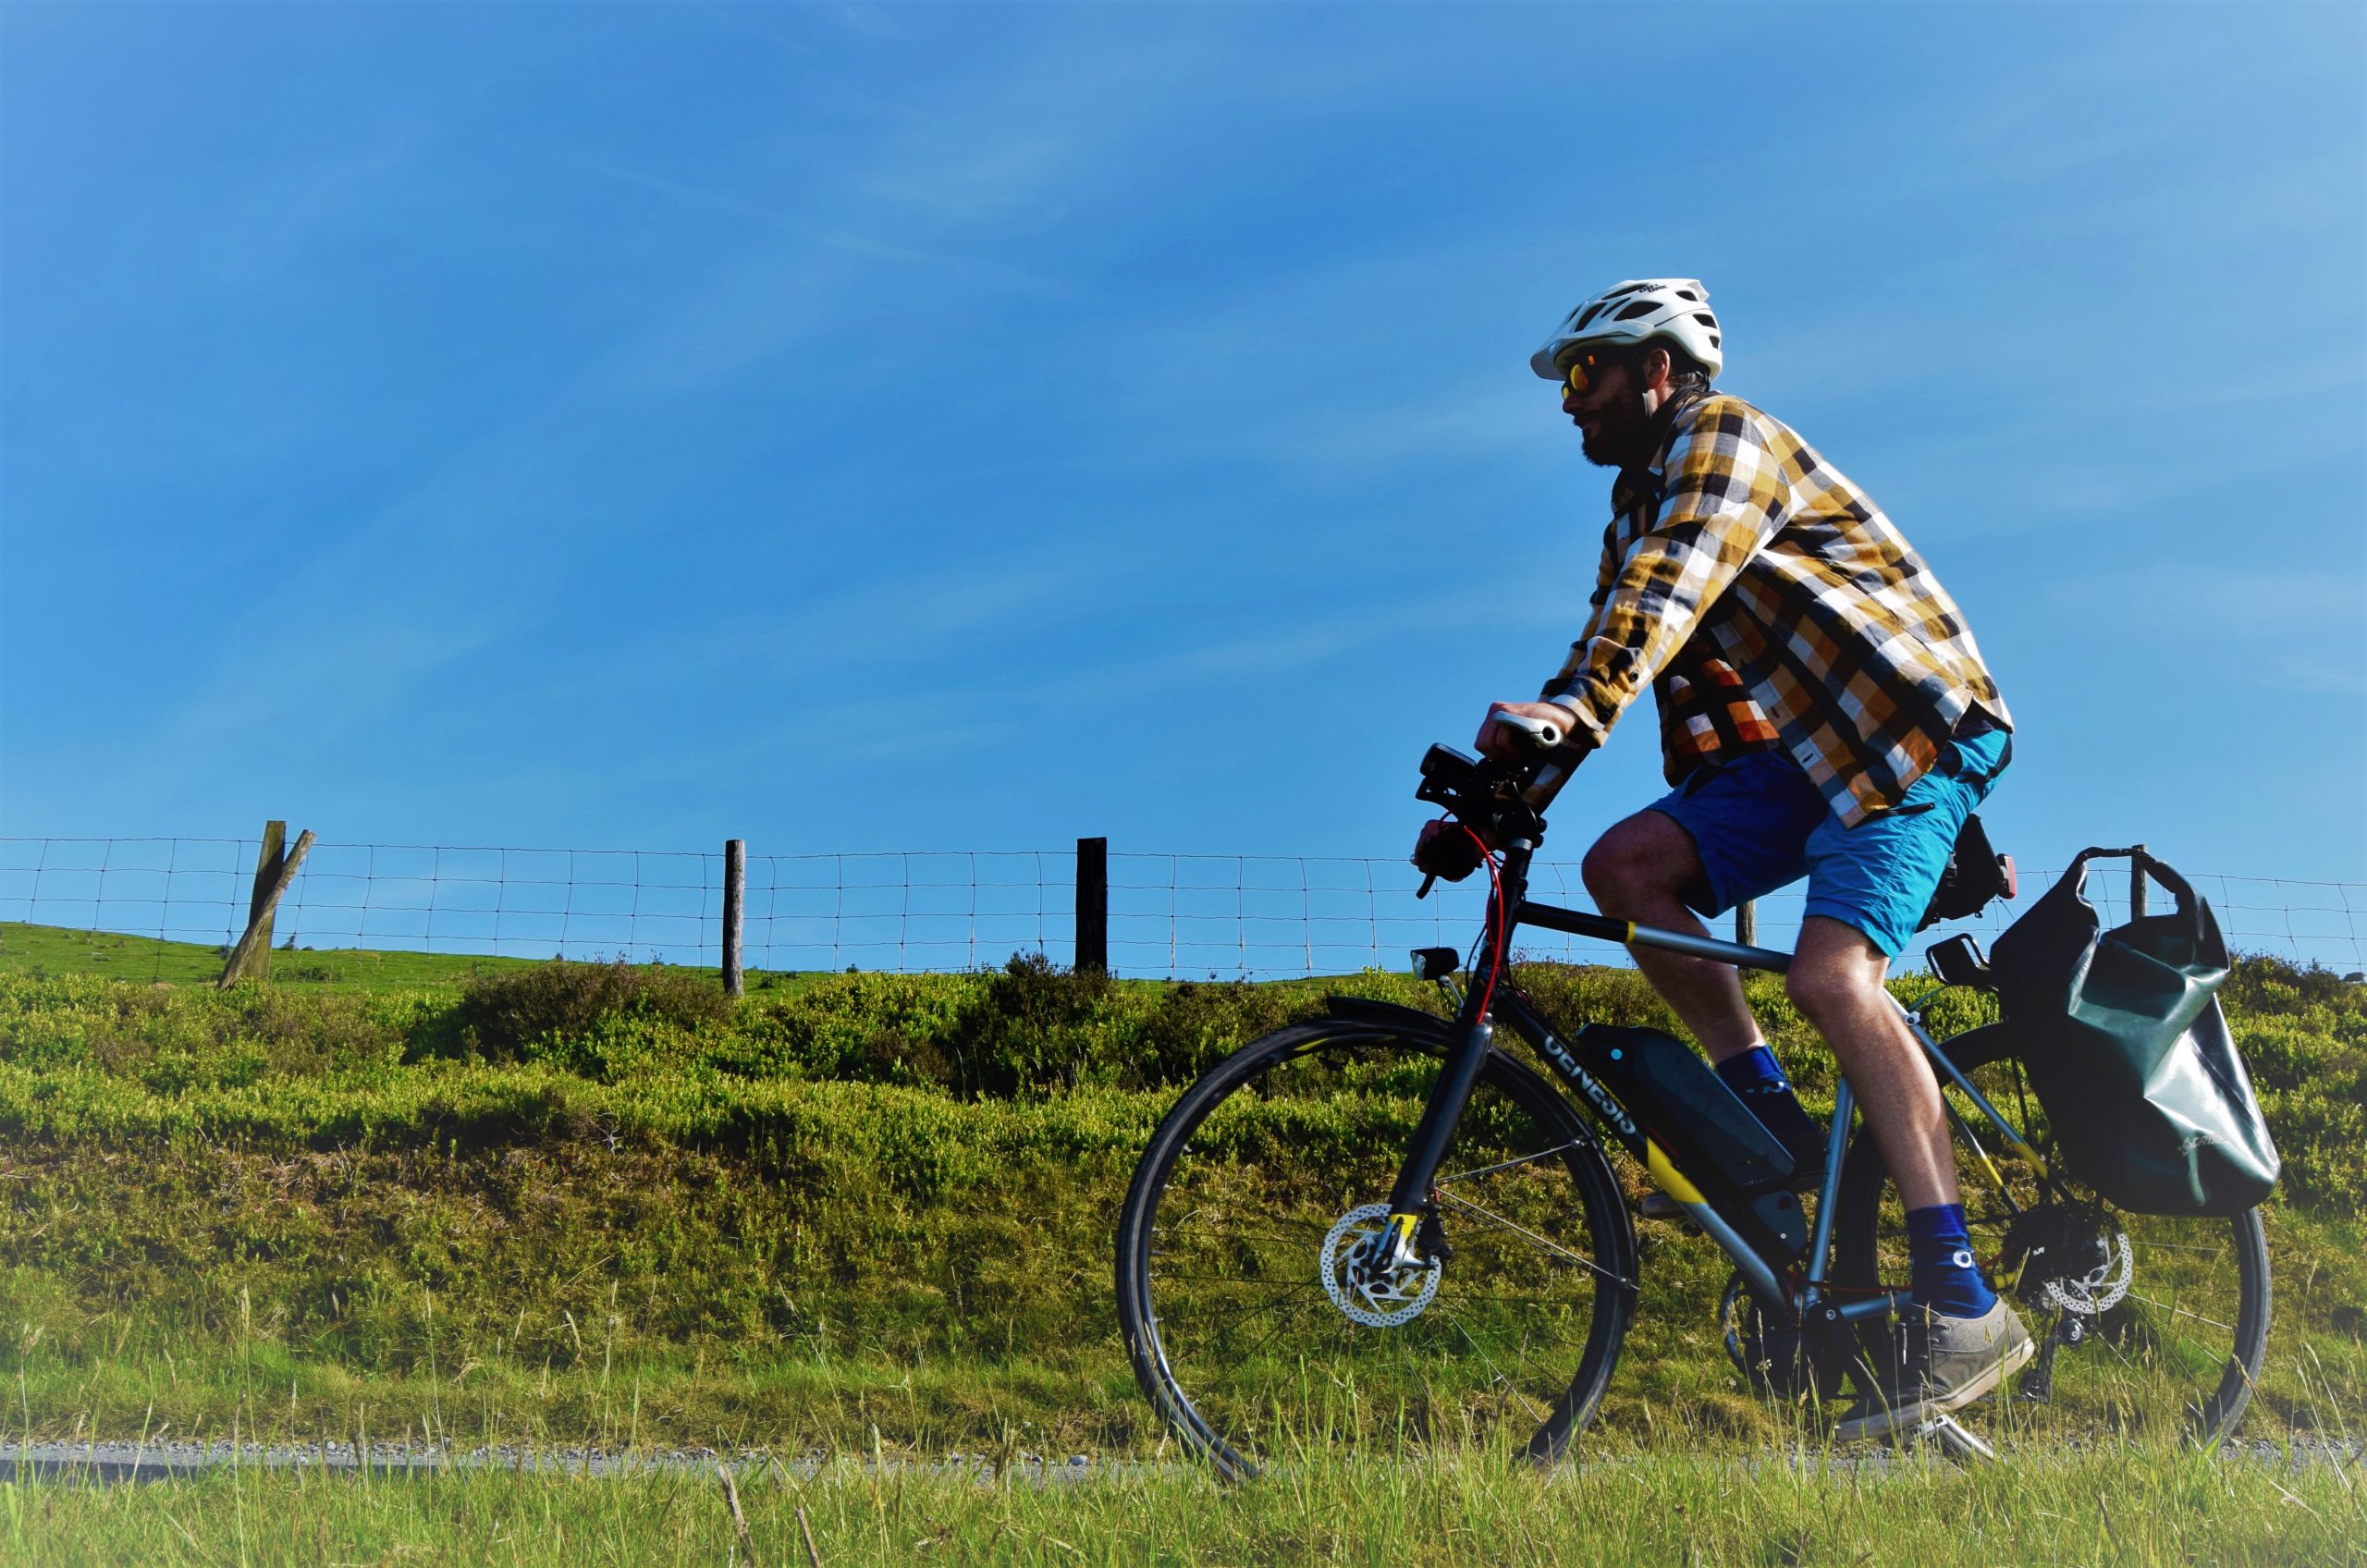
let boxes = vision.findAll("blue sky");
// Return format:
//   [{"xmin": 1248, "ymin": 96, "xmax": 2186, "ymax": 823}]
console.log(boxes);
[{"xmin": 5, "ymin": 4, "xmax": 2363, "ymax": 915}]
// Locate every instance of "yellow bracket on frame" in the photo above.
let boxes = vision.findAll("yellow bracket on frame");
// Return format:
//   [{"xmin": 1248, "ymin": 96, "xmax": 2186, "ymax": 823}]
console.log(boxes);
[{"xmin": 1645, "ymin": 1141, "xmax": 1706, "ymax": 1206}]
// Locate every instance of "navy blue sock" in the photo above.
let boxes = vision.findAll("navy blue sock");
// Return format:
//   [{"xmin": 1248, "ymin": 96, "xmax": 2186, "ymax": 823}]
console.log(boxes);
[
  {"xmin": 1714, "ymin": 1046, "xmax": 1787, "ymax": 1095},
  {"xmin": 1716, "ymin": 1047, "xmax": 1825, "ymax": 1178},
  {"xmin": 1906, "ymin": 1203, "xmax": 1998, "ymax": 1318}
]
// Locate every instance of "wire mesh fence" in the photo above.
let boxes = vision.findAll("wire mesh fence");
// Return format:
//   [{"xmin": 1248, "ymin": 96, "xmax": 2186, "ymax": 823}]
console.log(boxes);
[{"xmin": 4, "ymin": 835, "xmax": 2362, "ymax": 983}]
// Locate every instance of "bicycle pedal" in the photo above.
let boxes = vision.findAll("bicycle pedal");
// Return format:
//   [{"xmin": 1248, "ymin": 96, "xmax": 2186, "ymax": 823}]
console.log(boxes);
[
  {"xmin": 1636, "ymin": 1191, "xmax": 1699, "ymax": 1228},
  {"xmin": 1908, "ymin": 1415, "xmax": 1997, "ymax": 1464}
]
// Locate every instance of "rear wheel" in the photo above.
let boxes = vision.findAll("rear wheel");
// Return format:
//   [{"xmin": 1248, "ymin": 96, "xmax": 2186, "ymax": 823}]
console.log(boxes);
[
  {"xmin": 1114, "ymin": 1019, "xmax": 1636, "ymax": 1476},
  {"xmin": 1833, "ymin": 1023, "xmax": 2270, "ymax": 1445}
]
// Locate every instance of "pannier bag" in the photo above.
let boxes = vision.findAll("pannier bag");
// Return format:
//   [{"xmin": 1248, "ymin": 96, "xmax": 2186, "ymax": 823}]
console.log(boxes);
[{"xmin": 1986, "ymin": 846, "xmax": 2279, "ymax": 1216}]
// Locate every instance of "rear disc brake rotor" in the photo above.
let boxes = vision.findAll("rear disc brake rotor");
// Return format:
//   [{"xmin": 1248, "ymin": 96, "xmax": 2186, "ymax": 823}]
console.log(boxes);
[{"xmin": 2005, "ymin": 1204, "xmax": 2133, "ymax": 1317}]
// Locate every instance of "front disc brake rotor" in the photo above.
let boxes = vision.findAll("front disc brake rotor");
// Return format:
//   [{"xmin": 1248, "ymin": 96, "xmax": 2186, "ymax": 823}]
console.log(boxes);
[{"xmin": 1319, "ymin": 1202, "xmax": 1442, "ymax": 1328}]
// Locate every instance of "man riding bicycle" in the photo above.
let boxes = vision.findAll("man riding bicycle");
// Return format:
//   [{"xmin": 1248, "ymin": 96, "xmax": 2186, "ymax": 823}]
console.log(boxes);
[{"xmin": 1414, "ymin": 277, "xmax": 2030, "ymax": 1439}]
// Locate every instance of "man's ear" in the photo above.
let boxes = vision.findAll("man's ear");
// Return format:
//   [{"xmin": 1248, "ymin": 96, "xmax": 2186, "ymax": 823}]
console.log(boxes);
[{"xmin": 1639, "ymin": 344, "xmax": 1673, "ymax": 394}]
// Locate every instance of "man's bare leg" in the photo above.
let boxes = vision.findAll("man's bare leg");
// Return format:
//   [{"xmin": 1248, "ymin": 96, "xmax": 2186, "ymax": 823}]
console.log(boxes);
[
  {"xmin": 1580, "ymin": 810, "xmax": 1765, "ymax": 1063},
  {"xmin": 1587, "ymin": 815, "xmax": 1956, "ymax": 1207},
  {"xmin": 1784, "ymin": 916, "xmax": 1956, "ymax": 1211}
]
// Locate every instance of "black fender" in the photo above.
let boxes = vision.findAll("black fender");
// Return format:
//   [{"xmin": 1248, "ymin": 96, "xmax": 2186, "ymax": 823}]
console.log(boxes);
[{"xmin": 1322, "ymin": 994, "xmax": 1458, "ymax": 1037}]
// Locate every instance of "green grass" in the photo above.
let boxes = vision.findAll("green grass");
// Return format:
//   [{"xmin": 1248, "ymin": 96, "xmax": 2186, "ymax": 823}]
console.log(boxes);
[
  {"xmin": 0, "ymin": 923, "xmax": 557, "ymax": 991},
  {"xmin": 0, "ymin": 922, "xmax": 852, "ymax": 995},
  {"xmin": 8, "ymin": 1440, "xmax": 2363, "ymax": 1566},
  {"xmin": 0, "ymin": 928, "xmax": 2359, "ymax": 1461}
]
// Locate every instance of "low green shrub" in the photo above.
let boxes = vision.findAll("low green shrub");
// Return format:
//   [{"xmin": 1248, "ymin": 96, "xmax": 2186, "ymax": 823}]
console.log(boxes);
[
  {"xmin": 0, "ymin": 954, "xmax": 2358, "ymax": 1208},
  {"xmin": 441, "ymin": 958, "xmax": 736, "ymax": 1064}
]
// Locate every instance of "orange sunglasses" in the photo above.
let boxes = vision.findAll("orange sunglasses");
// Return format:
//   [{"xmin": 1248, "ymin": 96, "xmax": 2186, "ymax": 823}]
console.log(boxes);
[{"xmin": 1561, "ymin": 350, "xmax": 1619, "ymax": 398}]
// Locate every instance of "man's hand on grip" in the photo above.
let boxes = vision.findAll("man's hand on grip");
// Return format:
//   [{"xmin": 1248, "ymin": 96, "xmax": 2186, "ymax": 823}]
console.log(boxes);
[
  {"xmin": 1410, "ymin": 818, "xmax": 1488, "ymax": 882},
  {"xmin": 1476, "ymin": 701, "xmax": 1585, "ymax": 764}
]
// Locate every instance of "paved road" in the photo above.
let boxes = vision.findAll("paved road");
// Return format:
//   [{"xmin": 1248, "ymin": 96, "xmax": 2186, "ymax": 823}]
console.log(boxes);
[
  {"xmin": 0, "ymin": 1439, "xmax": 1103, "ymax": 1487},
  {"xmin": 3, "ymin": 1437, "xmax": 2358, "ymax": 1487}
]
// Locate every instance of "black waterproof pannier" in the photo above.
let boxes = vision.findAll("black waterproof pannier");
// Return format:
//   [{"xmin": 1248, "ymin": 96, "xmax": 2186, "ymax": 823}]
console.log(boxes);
[{"xmin": 1986, "ymin": 847, "xmax": 2279, "ymax": 1217}]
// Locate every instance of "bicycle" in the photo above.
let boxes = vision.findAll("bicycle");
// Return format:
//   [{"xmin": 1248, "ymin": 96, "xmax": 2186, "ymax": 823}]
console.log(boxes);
[{"xmin": 1113, "ymin": 740, "xmax": 2271, "ymax": 1476}]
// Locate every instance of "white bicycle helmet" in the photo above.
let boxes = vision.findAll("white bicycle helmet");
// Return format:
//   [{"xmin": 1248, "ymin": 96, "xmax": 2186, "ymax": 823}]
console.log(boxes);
[{"xmin": 1531, "ymin": 278, "xmax": 1723, "ymax": 382}]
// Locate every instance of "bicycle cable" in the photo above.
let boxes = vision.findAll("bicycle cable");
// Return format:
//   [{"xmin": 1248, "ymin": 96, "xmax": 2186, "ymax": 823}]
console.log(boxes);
[{"xmin": 1456, "ymin": 824, "xmax": 1506, "ymax": 1024}]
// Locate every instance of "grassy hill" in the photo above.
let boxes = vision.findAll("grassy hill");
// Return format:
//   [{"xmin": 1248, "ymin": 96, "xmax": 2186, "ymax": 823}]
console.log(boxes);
[{"xmin": 0, "ymin": 924, "xmax": 2360, "ymax": 1456}]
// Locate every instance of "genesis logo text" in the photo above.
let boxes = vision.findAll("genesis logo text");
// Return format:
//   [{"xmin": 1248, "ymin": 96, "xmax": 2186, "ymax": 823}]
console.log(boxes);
[{"xmin": 1539, "ymin": 1035, "xmax": 1635, "ymax": 1139}]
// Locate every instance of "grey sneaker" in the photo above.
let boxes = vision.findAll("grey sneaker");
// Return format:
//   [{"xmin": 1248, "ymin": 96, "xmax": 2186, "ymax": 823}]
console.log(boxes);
[{"xmin": 1835, "ymin": 1299, "xmax": 2034, "ymax": 1442}]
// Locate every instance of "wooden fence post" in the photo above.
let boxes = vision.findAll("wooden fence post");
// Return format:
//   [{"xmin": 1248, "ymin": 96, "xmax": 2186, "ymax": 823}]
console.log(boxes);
[
  {"xmin": 244, "ymin": 821, "xmax": 288, "ymax": 980},
  {"xmin": 220, "ymin": 827, "xmax": 316, "ymax": 987},
  {"xmin": 2130, "ymin": 842, "xmax": 2148, "ymax": 921},
  {"xmin": 1075, "ymin": 837, "xmax": 1108, "ymax": 974},
  {"xmin": 1735, "ymin": 899, "xmax": 1757, "ymax": 949},
  {"xmin": 722, "ymin": 839, "xmax": 745, "ymax": 998}
]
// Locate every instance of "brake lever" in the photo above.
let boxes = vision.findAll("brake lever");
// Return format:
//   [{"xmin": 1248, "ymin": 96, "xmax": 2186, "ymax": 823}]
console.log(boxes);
[{"xmin": 1417, "ymin": 873, "xmax": 1437, "ymax": 900}]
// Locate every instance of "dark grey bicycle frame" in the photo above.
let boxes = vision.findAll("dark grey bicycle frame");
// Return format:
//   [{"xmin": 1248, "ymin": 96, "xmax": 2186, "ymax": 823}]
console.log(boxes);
[{"xmin": 1387, "ymin": 858, "xmax": 2043, "ymax": 1326}]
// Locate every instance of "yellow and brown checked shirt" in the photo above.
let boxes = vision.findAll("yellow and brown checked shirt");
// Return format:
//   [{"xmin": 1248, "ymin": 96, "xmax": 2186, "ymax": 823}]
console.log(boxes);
[{"xmin": 1541, "ymin": 392, "xmax": 2010, "ymax": 827}]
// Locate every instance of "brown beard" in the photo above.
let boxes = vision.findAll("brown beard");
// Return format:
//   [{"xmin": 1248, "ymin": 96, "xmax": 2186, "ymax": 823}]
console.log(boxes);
[{"xmin": 1579, "ymin": 387, "xmax": 1653, "ymax": 469}]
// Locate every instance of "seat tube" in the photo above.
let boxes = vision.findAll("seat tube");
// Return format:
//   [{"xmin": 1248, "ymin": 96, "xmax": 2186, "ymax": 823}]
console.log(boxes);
[{"xmin": 1802, "ymin": 1079, "xmax": 1855, "ymax": 1298}]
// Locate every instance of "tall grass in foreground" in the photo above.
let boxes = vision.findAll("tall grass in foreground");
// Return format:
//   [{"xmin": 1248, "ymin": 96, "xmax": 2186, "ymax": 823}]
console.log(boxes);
[{"xmin": 7, "ymin": 1439, "xmax": 2363, "ymax": 1567}]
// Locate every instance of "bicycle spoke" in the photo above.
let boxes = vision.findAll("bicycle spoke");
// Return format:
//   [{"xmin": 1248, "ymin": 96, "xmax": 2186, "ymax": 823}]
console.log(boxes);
[
  {"xmin": 1435, "ymin": 1191, "xmax": 1629, "ymax": 1287},
  {"xmin": 1437, "ymin": 1141, "xmax": 1588, "ymax": 1187},
  {"xmin": 2126, "ymin": 1292, "xmax": 2236, "ymax": 1335}
]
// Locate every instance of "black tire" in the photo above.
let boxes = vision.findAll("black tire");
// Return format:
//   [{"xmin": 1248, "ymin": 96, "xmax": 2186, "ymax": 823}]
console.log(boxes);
[
  {"xmin": 1114, "ymin": 1018, "xmax": 1637, "ymax": 1477},
  {"xmin": 1833, "ymin": 1023, "xmax": 2271, "ymax": 1446}
]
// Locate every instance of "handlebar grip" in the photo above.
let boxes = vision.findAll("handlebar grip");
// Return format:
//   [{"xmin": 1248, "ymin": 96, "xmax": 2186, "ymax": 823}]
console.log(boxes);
[{"xmin": 1489, "ymin": 708, "xmax": 1568, "ymax": 751}]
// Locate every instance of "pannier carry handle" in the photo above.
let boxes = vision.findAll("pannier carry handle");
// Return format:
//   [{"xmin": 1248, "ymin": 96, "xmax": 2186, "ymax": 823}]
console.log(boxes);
[{"xmin": 2062, "ymin": 845, "xmax": 2202, "ymax": 928}]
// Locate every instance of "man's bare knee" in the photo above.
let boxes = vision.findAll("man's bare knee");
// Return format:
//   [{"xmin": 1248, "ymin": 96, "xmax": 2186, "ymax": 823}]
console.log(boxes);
[
  {"xmin": 1784, "ymin": 962, "xmax": 1851, "ymax": 1024},
  {"xmin": 1582, "ymin": 814, "xmax": 1694, "ymax": 913},
  {"xmin": 1780, "ymin": 951, "xmax": 1894, "ymax": 1037},
  {"xmin": 1785, "ymin": 925, "xmax": 1887, "ymax": 1027}
]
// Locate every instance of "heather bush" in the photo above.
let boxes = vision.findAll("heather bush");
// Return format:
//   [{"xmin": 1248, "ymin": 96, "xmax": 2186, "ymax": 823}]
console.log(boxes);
[{"xmin": 441, "ymin": 957, "xmax": 735, "ymax": 1063}]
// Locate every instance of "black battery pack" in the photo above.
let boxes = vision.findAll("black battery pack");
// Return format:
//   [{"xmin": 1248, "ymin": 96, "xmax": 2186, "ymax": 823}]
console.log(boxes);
[{"xmin": 1575, "ymin": 1023, "xmax": 1796, "ymax": 1193}]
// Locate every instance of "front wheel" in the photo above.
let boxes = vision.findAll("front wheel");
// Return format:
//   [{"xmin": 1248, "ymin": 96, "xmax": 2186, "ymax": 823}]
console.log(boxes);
[
  {"xmin": 1832, "ymin": 1023, "xmax": 2271, "ymax": 1446},
  {"xmin": 1114, "ymin": 1019, "xmax": 1637, "ymax": 1477}
]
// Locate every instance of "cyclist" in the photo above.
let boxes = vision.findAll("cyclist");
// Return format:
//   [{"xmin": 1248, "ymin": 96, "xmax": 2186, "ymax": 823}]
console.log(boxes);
[{"xmin": 1413, "ymin": 277, "xmax": 2030, "ymax": 1439}]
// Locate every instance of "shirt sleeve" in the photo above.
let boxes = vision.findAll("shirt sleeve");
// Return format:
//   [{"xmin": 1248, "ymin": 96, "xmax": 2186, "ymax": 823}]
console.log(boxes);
[{"xmin": 1540, "ymin": 401, "xmax": 1789, "ymax": 746}]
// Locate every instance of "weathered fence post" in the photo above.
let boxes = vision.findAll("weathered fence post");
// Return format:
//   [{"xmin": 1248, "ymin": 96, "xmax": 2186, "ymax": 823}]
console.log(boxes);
[
  {"xmin": 2130, "ymin": 842, "xmax": 2149, "ymax": 921},
  {"xmin": 1735, "ymin": 899, "xmax": 1757, "ymax": 949},
  {"xmin": 244, "ymin": 821, "xmax": 288, "ymax": 979},
  {"xmin": 722, "ymin": 839, "xmax": 745, "ymax": 998},
  {"xmin": 1075, "ymin": 836, "xmax": 1108, "ymax": 974},
  {"xmin": 220, "ymin": 826, "xmax": 316, "ymax": 987}
]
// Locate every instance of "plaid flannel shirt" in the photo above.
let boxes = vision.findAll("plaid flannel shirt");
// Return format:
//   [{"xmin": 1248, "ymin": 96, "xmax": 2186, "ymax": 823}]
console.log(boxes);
[{"xmin": 1542, "ymin": 392, "xmax": 2010, "ymax": 827}]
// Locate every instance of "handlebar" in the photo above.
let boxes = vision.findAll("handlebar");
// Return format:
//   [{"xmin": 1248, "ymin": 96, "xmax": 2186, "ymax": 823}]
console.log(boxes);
[
  {"xmin": 1415, "ymin": 744, "xmax": 1549, "ymax": 845},
  {"xmin": 1412, "ymin": 715, "xmax": 1592, "ymax": 894}
]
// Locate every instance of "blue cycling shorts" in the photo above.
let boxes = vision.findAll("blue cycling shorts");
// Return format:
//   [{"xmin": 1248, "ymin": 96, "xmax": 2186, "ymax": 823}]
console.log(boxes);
[{"xmin": 1645, "ymin": 727, "xmax": 2010, "ymax": 960}]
